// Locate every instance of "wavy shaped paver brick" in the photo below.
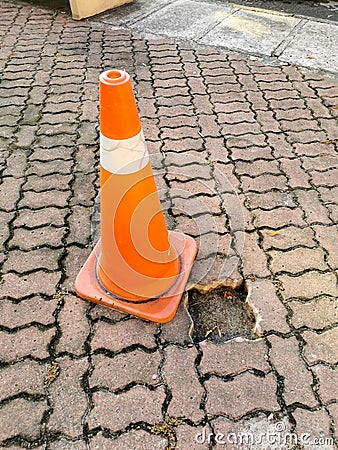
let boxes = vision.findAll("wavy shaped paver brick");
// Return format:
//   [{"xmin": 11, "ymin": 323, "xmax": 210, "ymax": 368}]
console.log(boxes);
[
  {"xmin": 88, "ymin": 386, "xmax": 166, "ymax": 432},
  {"xmin": 205, "ymin": 372, "xmax": 279, "ymax": 419}
]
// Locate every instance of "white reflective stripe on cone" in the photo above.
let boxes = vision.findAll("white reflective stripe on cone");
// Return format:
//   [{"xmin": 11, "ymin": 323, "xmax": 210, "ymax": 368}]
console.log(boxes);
[{"xmin": 100, "ymin": 130, "xmax": 150, "ymax": 174}]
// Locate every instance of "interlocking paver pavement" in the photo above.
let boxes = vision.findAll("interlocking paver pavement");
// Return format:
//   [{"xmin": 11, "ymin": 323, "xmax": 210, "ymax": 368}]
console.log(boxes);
[{"xmin": 0, "ymin": 1, "xmax": 337, "ymax": 449}]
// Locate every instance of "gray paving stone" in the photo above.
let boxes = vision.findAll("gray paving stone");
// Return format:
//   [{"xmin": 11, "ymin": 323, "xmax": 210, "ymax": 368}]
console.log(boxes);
[
  {"xmin": 280, "ymin": 20, "xmax": 338, "ymax": 74},
  {"xmin": 134, "ymin": 0, "xmax": 235, "ymax": 41},
  {"xmin": 200, "ymin": 8, "xmax": 301, "ymax": 56}
]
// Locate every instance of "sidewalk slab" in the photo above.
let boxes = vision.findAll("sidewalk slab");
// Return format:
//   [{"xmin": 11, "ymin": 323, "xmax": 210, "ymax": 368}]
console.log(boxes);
[
  {"xmin": 132, "ymin": 0, "xmax": 236, "ymax": 41},
  {"xmin": 200, "ymin": 8, "xmax": 301, "ymax": 56},
  {"xmin": 280, "ymin": 20, "xmax": 338, "ymax": 73},
  {"xmin": 100, "ymin": 0, "xmax": 169, "ymax": 26}
]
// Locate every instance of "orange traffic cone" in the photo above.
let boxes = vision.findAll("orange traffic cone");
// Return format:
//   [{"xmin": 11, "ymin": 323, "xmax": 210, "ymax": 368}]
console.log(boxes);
[{"xmin": 75, "ymin": 69, "xmax": 198, "ymax": 323}]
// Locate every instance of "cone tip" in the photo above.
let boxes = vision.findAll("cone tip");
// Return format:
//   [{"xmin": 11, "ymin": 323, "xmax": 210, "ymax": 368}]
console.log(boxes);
[{"xmin": 100, "ymin": 69, "xmax": 129, "ymax": 86}]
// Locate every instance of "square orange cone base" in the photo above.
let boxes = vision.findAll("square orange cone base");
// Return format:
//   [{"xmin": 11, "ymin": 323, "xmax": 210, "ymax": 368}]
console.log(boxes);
[{"xmin": 74, "ymin": 231, "xmax": 198, "ymax": 323}]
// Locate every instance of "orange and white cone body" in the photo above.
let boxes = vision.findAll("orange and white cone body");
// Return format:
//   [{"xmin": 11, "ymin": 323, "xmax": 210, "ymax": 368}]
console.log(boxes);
[{"xmin": 75, "ymin": 70, "xmax": 197, "ymax": 322}]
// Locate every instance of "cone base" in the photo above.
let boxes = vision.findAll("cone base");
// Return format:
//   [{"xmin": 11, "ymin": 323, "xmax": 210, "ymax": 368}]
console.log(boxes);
[{"xmin": 74, "ymin": 231, "xmax": 198, "ymax": 323}]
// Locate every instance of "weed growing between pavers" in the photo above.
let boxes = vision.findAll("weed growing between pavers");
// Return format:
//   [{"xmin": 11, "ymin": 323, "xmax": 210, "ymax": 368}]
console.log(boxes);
[
  {"xmin": 151, "ymin": 414, "xmax": 187, "ymax": 450},
  {"xmin": 188, "ymin": 283, "xmax": 257, "ymax": 343},
  {"xmin": 44, "ymin": 361, "xmax": 61, "ymax": 388}
]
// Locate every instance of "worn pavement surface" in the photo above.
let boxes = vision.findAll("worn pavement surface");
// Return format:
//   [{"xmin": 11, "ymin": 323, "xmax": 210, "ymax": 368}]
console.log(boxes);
[
  {"xmin": 0, "ymin": 0, "xmax": 338, "ymax": 449},
  {"xmin": 99, "ymin": 0, "xmax": 338, "ymax": 75}
]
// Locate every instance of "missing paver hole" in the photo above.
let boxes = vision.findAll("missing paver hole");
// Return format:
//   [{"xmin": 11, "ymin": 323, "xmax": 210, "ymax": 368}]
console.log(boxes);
[{"xmin": 187, "ymin": 281, "xmax": 258, "ymax": 344}]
